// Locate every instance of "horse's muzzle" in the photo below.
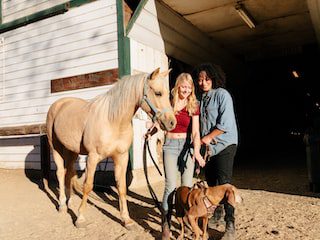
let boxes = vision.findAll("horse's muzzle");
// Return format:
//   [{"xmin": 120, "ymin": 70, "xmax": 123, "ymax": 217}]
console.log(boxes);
[{"xmin": 158, "ymin": 113, "xmax": 176, "ymax": 131}]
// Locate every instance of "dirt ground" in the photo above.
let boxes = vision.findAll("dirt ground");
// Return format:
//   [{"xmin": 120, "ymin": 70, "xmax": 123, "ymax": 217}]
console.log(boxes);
[{"xmin": 1, "ymin": 158, "xmax": 320, "ymax": 240}]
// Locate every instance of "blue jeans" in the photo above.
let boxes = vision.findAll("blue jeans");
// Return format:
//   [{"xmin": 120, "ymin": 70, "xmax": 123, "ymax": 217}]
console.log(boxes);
[{"xmin": 162, "ymin": 138, "xmax": 195, "ymax": 211}]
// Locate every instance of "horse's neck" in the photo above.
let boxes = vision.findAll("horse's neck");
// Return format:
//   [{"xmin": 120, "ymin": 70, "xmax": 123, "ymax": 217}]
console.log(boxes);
[{"xmin": 93, "ymin": 75, "xmax": 144, "ymax": 124}]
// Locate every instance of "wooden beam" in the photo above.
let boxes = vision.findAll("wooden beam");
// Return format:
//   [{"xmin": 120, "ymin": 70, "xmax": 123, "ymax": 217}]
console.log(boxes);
[
  {"xmin": 51, "ymin": 68, "xmax": 118, "ymax": 93},
  {"xmin": 0, "ymin": 124, "xmax": 46, "ymax": 136}
]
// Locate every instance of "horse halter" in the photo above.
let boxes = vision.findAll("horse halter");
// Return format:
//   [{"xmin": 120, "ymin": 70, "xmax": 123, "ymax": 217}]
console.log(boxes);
[{"xmin": 140, "ymin": 74, "xmax": 171, "ymax": 123}]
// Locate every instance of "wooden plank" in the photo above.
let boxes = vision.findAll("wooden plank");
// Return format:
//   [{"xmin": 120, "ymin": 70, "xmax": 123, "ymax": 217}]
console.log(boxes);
[
  {"xmin": 0, "ymin": 124, "xmax": 46, "ymax": 136},
  {"xmin": 51, "ymin": 68, "xmax": 118, "ymax": 93}
]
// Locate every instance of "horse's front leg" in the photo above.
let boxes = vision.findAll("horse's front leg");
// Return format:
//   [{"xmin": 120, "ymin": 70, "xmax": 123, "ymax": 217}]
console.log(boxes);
[
  {"xmin": 113, "ymin": 151, "xmax": 134, "ymax": 229},
  {"xmin": 75, "ymin": 152, "xmax": 99, "ymax": 228}
]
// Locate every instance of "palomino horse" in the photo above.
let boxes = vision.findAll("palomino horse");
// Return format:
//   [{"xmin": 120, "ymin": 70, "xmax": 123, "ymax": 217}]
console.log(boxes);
[{"xmin": 46, "ymin": 68, "xmax": 176, "ymax": 228}]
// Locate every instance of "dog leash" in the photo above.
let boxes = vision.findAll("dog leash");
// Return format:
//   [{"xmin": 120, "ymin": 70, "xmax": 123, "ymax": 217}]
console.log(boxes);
[{"xmin": 194, "ymin": 144, "xmax": 211, "ymax": 179}]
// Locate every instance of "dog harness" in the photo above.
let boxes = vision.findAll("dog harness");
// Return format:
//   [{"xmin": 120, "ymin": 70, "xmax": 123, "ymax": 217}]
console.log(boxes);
[
  {"xmin": 202, "ymin": 190, "xmax": 218, "ymax": 217},
  {"xmin": 192, "ymin": 181, "xmax": 218, "ymax": 217}
]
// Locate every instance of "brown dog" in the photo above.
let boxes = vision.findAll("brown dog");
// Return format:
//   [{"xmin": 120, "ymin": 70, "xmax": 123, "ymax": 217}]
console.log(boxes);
[{"xmin": 174, "ymin": 183, "xmax": 242, "ymax": 240}]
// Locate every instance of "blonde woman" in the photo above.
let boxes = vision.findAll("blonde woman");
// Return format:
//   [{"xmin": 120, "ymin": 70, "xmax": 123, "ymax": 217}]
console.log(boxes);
[{"xmin": 161, "ymin": 73, "xmax": 205, "ymax": 239}]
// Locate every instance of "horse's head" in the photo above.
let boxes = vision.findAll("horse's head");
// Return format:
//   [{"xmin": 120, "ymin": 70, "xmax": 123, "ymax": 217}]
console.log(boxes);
[{"xmin": 140, "ymin": 68, "xmax": 177, "ymax": 131}]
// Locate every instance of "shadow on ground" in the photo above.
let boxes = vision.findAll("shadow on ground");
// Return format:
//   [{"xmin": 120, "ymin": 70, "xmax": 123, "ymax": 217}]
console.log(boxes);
[{"xmin": 233, "ymin": 151, "xmax": 320, "ymax": 198}]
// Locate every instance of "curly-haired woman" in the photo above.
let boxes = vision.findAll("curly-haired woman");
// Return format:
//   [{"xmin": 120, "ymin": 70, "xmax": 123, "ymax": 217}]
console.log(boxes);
[{"xmin": 193, "ymin": 63, "xmax": 238, "ymax": 240}]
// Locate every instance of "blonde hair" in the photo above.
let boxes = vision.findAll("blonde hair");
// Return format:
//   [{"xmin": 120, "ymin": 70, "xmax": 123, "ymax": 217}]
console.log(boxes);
[{"xmin": 171, "ymin": 73, "xmax": 198, "ymax": 116}]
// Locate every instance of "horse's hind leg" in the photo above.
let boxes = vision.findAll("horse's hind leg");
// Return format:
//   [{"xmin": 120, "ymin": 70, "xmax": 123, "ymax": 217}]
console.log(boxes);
[
  {"xmin": 52, "ymin": 148, "xmax": 67, "ymax": 212},
  {"xmin": 65, "ymin": 151, "xmax": 78, "ymax": 208},
  {"xmin": 76, "ymin": 152, "xmax": 99, "ymax": 228}
]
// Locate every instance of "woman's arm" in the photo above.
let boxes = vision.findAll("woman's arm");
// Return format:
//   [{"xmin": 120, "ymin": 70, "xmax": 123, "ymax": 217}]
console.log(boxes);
[
  {"xmin": 192, "ymin": 115, "xmax": 205, "ymax": 167},
  {"xmin": 202, "ymin": 89, "xmax": 234, "ymax": 145},
  {"xmin": 201, "ymin": 128, "xmax": 224, "ymax": 145}
]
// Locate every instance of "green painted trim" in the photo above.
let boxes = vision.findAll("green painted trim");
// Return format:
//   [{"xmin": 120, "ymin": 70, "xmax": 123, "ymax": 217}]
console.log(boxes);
[
  {"xmin": 116, "ymin": 0, "xmax": 132, "ymax": 166},
  {"xmin": 0, "ymin": 4, "xmax": 67, "ymax": 33},
  {"xmin": 69, "ymin": 0, "xmax": 97, "ymax": 8},
  {"xmin": 0, "ymin": 1, "xmax": 2, "ymax": 24},
  {"xmin": 0, "ymin": 0, "xmax": 96, "ymax": 34},
  {"xmin": 116, "ymin": 0, "xmax": 131, "ymax": 78},
  {"xmin": 126, "ymin": 0, "xmax": 148, "ymax": 36}
]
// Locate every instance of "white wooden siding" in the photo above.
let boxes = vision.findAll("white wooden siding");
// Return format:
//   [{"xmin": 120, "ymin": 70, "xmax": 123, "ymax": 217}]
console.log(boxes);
[
  {"xmin": 2, "ymin": 0, "xmax": 70, "ymax": 23},
  {"xmin": 0, "ymin": 0, "xmax": 118, "ymax": 169},
  {"xmin": 0, "ymin": 0, "xmax": 118, "ymax": 127},
  {"xmin": 0, "ymin": 135, "xmax": 114, "ymax": 170},
  {"xmin": 130, "ymin": 39, "xmax": 168, "ymax": 73},
  {"xmin": 127, "ymin": 0, "xmax": 165, "ymax": 52},
  {"xmin": 0, "ymin": 38, "xmax": 4, "ymax": 102}
]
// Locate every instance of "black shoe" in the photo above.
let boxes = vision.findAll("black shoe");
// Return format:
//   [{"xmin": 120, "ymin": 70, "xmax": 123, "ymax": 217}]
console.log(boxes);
[
  {"xmin": 221, "ymin": 221, "xmax": 235, "ymax": 240},
  {"xmin": 208, "ymin": 205, "xmax": 225, "ymax": 229}
]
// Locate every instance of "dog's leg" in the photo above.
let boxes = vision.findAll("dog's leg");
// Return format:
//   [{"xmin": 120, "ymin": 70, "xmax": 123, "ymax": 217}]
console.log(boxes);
[
  {"xmin": 177, "ymin": 217, "xmax": 184, "ymax": 240},
  {"xmin": 202, "ymin": 216, "xmax": 209, "ymax": 240},
  {"xmin": 187, "ymin": 214, "xmax": 201, "ymax": 240}
]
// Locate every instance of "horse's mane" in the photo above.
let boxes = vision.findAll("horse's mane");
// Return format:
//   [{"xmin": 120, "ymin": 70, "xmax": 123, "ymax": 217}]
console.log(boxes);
[{"xmin": 90, "ymin": 73, "xmax": 147, "ymax": 122}]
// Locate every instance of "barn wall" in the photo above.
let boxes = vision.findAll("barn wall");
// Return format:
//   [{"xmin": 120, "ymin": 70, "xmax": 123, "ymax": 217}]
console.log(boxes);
[
  {"xmin": 127, "ymin": 0, "xmax": 168, "ymax": 170},
  {"xmin": 0, "ymin": 0, "xmax": 118, "ymax": 169},
  {"xmin": 0, "ymin": 0, "xmax": 118, "ymax": 128}
]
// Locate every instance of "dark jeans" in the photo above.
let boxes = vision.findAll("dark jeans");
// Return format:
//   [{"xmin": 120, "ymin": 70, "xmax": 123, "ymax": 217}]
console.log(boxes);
[
  {"xmin": 205, "ymin": 144, "xmax": 237, "ymax": 224},
  {"xmin": 204, "ymin": 144, "xmax": 237, "ymax": 187}
]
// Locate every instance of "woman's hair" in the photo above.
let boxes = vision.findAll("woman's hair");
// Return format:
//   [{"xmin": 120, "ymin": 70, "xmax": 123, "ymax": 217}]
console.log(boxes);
[
  {"xmin": 171, "ymin": 73, "xmax": 198, "ymax": 116},
  {"xmin": 192, "ymin": 63, "xmax": 226, "ymax": 89}
]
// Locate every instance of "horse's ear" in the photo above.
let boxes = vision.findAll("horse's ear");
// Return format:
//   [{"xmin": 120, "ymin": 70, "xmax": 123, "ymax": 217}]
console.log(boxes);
[
  {"xmin": 159, "ymin": 68, "xmax": 172, "ymax": 77},
  {"xmin": 150, "ymin": 68, "xmax": 161, "ymax": 80}
]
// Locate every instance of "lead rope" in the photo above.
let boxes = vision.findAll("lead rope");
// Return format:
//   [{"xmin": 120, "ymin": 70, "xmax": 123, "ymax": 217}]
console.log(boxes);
[{"xmin": 143, "ymin": 125, "xmax": 165, "ymax": 216}]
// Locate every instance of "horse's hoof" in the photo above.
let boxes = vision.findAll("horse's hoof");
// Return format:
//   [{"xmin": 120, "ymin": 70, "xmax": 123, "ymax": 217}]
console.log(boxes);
[
  {"xmin": 75, "ymin": 219, "xmax": 88, "ymax": 228},
  {"xmin": 124, "ymin": 221, "xmax": 135, "ymax": 230}
]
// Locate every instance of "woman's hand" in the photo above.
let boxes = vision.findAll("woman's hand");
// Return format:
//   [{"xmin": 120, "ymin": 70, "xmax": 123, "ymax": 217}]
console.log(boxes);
[{"xmin": 193, "ymin": 151, "xmax": 206, "ymax": 167}]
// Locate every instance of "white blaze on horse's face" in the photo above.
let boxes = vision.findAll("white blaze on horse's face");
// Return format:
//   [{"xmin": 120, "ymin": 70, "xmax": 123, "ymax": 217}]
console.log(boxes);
[{"xmin": 142, "ymin": 68, "xmax": 176, "ymax": 131}]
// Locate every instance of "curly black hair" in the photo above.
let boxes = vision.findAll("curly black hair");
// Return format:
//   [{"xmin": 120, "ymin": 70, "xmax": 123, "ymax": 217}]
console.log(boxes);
[{"xmin": 192, "ymin": 63, "xmax": 226, "ymax": 89}]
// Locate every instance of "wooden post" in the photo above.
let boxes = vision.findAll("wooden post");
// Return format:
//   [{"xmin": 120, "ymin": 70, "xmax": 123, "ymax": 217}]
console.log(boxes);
[{"xmin": 40, "ymin": 135, "xmax": 50, "ymax": 187}]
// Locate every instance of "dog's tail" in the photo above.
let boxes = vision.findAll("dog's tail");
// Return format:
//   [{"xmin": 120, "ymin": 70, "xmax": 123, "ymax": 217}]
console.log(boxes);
[{"xmin": 230, "ymin": 185, "xmax": 243, "ymax": 204}]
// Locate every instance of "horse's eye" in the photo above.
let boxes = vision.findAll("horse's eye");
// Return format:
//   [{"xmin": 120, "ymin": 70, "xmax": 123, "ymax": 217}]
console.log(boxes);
[{"xmin": 155, "ymin": 92, "xmax": 162, "ymax": 97}]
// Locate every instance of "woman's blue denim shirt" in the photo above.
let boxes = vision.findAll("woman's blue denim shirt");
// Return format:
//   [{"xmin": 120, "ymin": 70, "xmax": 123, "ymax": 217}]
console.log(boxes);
[{"xmin": 200, "ymin": 88, "xmax": 238, "ymax": 156}]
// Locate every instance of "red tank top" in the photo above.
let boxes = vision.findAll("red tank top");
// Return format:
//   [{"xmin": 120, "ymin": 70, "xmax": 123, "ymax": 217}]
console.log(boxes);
[{"xmin": 169, "ymin": 106, "xmax": 200, "ymax": 133}]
